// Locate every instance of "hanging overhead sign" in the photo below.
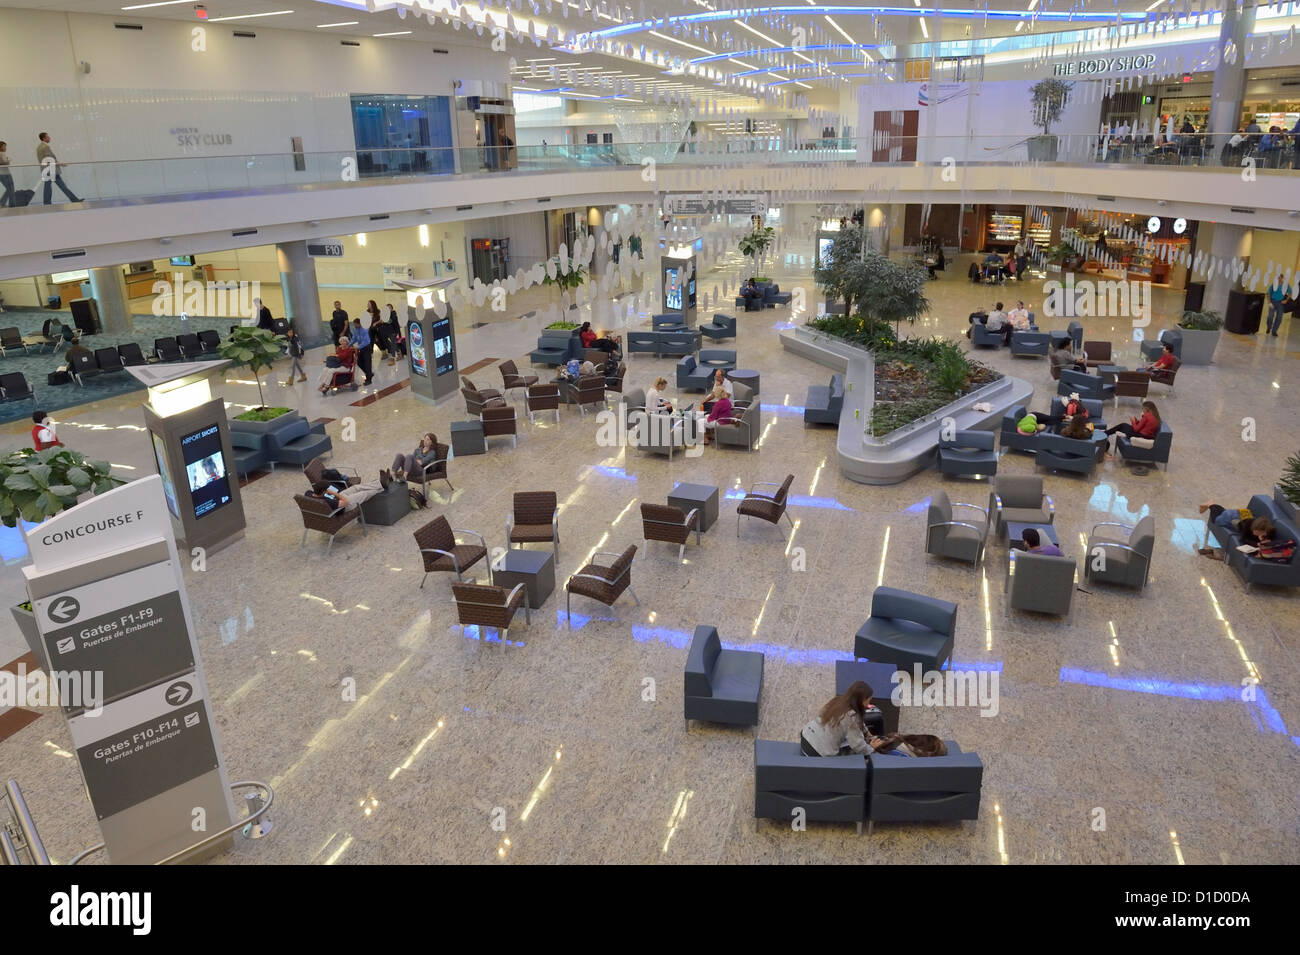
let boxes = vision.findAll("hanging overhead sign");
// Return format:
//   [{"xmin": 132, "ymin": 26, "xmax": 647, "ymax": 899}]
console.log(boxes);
[{"xmin": 665, "ymin": 193, "xmax": 767, "ymax": 216}]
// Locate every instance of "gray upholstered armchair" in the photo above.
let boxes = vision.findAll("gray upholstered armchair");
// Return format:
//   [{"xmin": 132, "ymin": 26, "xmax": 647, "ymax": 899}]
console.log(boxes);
[
  {"xmin": 684, "ymin": 625, "xmax": 764, "ymax": 730},
  {"xmin": 1007, "ymin": 551, "xmax": 1077, "ymax": 615},
  {"xmin": 988, "ymin": 474, "xmax": 1055, "ymax": 537},
  {"xmin": 1084, "ymin": 516, "xmax": 1155, "ymax": 590},
  {"xmin": 854, "ymin": 586, "xmax": 957, "ymax": 672},
  {"xmin": 925, "ymin": 489, "xmax": 989, "ymax": 567}
]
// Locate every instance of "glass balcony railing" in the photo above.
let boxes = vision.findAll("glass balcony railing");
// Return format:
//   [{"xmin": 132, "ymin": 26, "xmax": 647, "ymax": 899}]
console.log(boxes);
[{"xmin": 1, "ymin": 133, "xmax": 1294, "ymax": 216}]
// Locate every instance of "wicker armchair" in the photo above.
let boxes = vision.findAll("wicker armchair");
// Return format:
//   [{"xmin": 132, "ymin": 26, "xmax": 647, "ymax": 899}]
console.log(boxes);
[
  {"xmin": 566, "ymin": 374, "xmax": 607, "ymax": 415},
  {"xmin": 303, "ymin": 456, "xmax": 359, "ymax": 495},
  {"xmin": 605, "ymin": 361, "xmax": 627, "ymax": 394},
  {"xmin": 452, "ymin": 582, "xmax": 530, "ymax": 648},
  {"xmin": 498, "ymin": 359, "xmax": 539, "ymax": 400},
  {"xmin": 413, "ymin": 515, "xmax": 489, "ymax": 587},
  {"xmin": 641, "ymin": 503, "xmax": 700, "ymax": 560},
  {"xmin": 566, "ymin": 545, "xmax": 638, "ymax": 621},
  {"xmin": 461, "ymin": 375, "xmax": 506, "ymax": 416},
  {"xmin": 737, "ymin": 474, "xmax": 795, "ymax": 539},
  {"xmin": 410, "ymin": 436, "xmax": 452, "ymax": 496},
  {"xmin": 508, "ymin": 491, "xmax": 559, "ymax": 557},
  {"xmin": 481, "ymin": 404, "xmax": 518, "ymax": 449},
  {"xmin": 295, "ymin": 493, "xmax": 365, "ymax": 554},
  {"xmin": 525, "ymin": 382, "xmax": 561, "ymax": 424}
]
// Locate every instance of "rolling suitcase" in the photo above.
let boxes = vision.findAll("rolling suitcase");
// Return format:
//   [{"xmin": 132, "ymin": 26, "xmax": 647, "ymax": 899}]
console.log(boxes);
[{"xmin": 12, "ymin": 189, "xmax": 34, "ymax": 207}]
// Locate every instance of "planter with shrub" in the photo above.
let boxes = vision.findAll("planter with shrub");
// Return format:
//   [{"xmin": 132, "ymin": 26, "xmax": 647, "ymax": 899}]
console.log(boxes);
[
  {"xmin": 230, "ymin": 406, "xmax": 295, "ymax": 433},
  {"xmin": 1177, "ymin": 309, "xmax": 1223, "ymax": 365}
]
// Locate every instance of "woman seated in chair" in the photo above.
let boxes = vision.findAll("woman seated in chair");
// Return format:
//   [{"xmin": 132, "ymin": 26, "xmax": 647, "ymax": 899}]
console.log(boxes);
[
  {"xmin": 800, "ymin": 681, "xmax": 882, "ymax": 756},
  {"xmin": 318, "ymin": 336, "xmax": 357, "ymax": 394},
  {"xmin": 867, "ymin": 733, "xmax": 949, "ymax": 758},
  {"xmin": 1103, "ymin": 400, "xmax": 1160, "ymax": 455},
  {"xmin": 391, "ymin": 432, "xmax": 441, "ymax": 483},
  {"xmin": 701, "ymin": 386, "xmax": 733, "ymax": 445},
  {"xmin": 578, "ymin": 321, "xmax": 622, "ymax": 360},
  {"xmin": 645, "ymin": 376, "xmax": 673, "ymax": 415},
  {"xmin": 1051, "ymin": 341, "xmax": 1087, "ymax": 374}
]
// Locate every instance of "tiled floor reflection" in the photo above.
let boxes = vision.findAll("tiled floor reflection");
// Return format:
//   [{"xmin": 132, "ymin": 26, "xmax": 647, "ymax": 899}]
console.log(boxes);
[{"xmin": 1, "ymin": 250, "xmax": 1298, "ymax": 865}]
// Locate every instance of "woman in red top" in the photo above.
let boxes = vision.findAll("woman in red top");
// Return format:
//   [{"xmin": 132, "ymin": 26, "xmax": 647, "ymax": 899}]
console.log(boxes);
[
  {"xmin": 1103, "ymin": 400, "xmax": 1160, "ymax": 454},
  {"xmin": 31, "ymin": 411, "xmax": 62, "ymax": 450},
  {"xmin": 578, "ymin": 321, "xmax": 622, "ymax": 359}
]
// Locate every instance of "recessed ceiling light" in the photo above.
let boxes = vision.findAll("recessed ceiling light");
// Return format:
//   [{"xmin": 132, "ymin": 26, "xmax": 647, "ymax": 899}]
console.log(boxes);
[
  {"xmin": 120, "ymin": 1, "xmax": 193, "ymax": 9},
  {"xmin": 209, "ymin": 10, "xmax": 295, "ymax": 22},
  {"xmin": 373, "ymin": 31, "xmax": 413, "ymax": 37},
  {"xmin": 316, "ymin": 22, "xmax": 358, "ymax": 29}
]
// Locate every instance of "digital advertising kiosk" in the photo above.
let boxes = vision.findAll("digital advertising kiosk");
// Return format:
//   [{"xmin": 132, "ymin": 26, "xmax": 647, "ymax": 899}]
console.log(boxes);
[
  {"xmin": 131, "ymin": 361, "xmax": 246, "ymax": 556},
  {"xmin": 661, "ymin": 243, "xmax": 698, "ymax": 326},
  {"xmin": 395, "ymin": 278, "xmax": 460, "ymax": 405}
]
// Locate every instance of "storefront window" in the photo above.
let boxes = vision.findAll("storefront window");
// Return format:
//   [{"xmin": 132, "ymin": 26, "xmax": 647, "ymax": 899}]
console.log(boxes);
[{"xmin": 350, "ymin": 95, "xmax": 455, "ymax": 177}]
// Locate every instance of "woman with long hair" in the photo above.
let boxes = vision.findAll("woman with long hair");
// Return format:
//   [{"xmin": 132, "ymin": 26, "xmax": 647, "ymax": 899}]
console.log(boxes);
[
  {"xmin": 391, "ymin": 432, "xmax": 441, "ymax": 482},
  {"xmin": 1104, "ymin": 400, "xmax": 1160, "ymax": 455},
  {"xmin": 800, "ymin": 681, "xmax": 880, "ymax": 756},
  {"xmin": 385, "ymin": 303, "xmax": 405, "ymax": 361}
]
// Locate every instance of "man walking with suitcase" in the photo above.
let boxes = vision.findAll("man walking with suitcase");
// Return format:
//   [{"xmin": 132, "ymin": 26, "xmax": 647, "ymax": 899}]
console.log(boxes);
[{"xmin": 37, "ymin": 132, "xmax": 81, "ymax": 205}]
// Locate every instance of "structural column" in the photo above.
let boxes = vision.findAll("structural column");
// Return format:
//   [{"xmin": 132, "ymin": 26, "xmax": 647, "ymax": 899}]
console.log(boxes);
[
  {"xmin": 88, "ymin": 266, "xmax": 132, "ymax": 334},
  {"xmin": 276, "ymin": 240, "xmax": 324, "ymax": 346},
  {"xmin": 1206, "ymin": 4, "xmax": 1256, "ymax": 139},
  {"xmin": 1199, "ymin": 223, "xmax": 1251, "ymax": 318}
]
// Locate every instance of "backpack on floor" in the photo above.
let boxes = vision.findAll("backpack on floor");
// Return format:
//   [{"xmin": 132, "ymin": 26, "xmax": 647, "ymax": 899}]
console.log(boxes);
[{"xmin": 408, "ymin": 488, "xmax": 427, "ymax": 510}]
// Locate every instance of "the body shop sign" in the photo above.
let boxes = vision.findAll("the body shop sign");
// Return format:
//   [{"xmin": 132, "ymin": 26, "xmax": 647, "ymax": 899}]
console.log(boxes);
[{"xmin": 1054, "ymin": 54, "xmax": 1155, "ymax": 77}]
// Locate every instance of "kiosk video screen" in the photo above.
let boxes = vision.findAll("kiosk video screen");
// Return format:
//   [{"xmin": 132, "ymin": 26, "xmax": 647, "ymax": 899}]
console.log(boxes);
[
  {"xmin": 407, "ymin": 320, "xmax": 427, "ymax": 377},
  {"xmin": 180, "ymin": 424, "xmax": 232, "ymax": 520},
  {"xmin": 431, "ymin": 318, "xmax": 455, "ymax": 376},
  {"xmin": 665, "ymin": 269, "xmax": 682, "ymax": 310},
  {"xmin": 818, "ymin": 237, "xmax": 834, "ymax": 265},
  {"xmin": 687, "ymin": 277, "xmax": 697, "ymax": 308}
]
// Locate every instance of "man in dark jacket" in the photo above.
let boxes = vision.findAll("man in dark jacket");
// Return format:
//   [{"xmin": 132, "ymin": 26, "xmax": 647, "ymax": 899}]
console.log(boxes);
[{"xmin": 330, "ymin": 301, "xmax": 349, "ymax": 344}]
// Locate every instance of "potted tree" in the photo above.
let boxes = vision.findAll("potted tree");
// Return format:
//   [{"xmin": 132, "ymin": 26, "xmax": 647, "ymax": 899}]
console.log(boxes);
[
  {"xmin": 1029, "ymin": 78, "xmax": 1073, "ymax": 162},
  {"xmin": 1177, "ymin": 308, "xmax": 1223, "ymax": 365},
  {"xmin": 218, "ymin": 326, "xmax": 292, "ymax": 429},
  {"xmin": 2, "ymin": 447, "xmax": 124, "ymax": 661},
  {"xmin": 541, "ymin": 260, "xmax": 588, "ymax": 314},
  {"xmin": 738, "ymin": 223, "xmax": 775, "ymax": 281}
]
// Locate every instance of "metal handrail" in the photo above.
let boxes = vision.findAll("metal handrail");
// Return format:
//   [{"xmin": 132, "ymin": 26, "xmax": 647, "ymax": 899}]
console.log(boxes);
[
  {"xmin": 69, "ymin": 780, "xmax": 274, "ymax": 866},
  {"xmin": 3, "ymin": 780, "xmax": 50, "ymax": 865},
  {"xmin": 0, "ymin": 829, "xmax": 20, "ymax": 865}
]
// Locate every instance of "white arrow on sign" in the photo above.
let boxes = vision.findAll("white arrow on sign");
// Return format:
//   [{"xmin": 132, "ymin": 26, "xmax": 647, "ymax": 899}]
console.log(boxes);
[{"xmin": 49, "ymin": 596, "xmax": 80, "ymax": 623}]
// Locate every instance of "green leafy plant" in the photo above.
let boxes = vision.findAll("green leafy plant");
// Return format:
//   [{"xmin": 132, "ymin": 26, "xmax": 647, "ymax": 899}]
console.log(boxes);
[
  {"xmin": 869, "ymin": 397, "xmax": 950, "ymax": 437},
  {"xmin": 541, "ymin": 261, "xmax": 588, "ymax": 300},
  {"xmin": 0, "ymin": 447, "xmax": 124, "ymax": 528},
  {"xmin": 1179, "ymin": 309, "xmax": 1223, "ymax": 330},
  {"xmin": 545, "ymin": 321, "xmax": 579, "ymax": 330},
  {"xmin": 218, "ymin": 326, "xmax": 287, "ymax": 410},
  {"xmin": 1279, "ymin": 452, "xmax": 1300, "ymax": 507},
  {"xmin": 737, "ymin": 225, "xmax": 775, "ymax": 278},
  {"xmin": 1030, "ymin": 78, "xmax": 1073, "ymax": 135},
  {"xmin": 235, "ymin": 406, "xmax": 291, "ymax": 422}
]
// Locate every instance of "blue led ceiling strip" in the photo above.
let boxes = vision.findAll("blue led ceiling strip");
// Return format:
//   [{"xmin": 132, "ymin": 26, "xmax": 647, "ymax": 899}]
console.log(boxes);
[
  {"xmin": 586, "ymin": 6, "xmax": 1149, "ymax": 41},
  {"xmin": 689, "ymin": 43, "xmax": 878, "ymax": 64}
]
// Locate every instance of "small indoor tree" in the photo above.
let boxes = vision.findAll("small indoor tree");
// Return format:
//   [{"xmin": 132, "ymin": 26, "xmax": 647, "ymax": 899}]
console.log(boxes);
[
  {"xmin": 541, "ymin": 261, "xmax": 588, "ymax": 313},
  {"xmin": 738, "ymin": 224, "xmax": 775, "ymax": 279},
  {"xmin": 218, "ymin": 326, "xmax": 287, "ymax": 411},
  {"xmin": 0, "ymin": 446, "xmax": 123, "ymax": 527},
  {"xmin": 1029, "ymin": 78, "xmax": 1073, "ymax": 160},
  {"xmin": 813, "ymin": 224, "xmax": 865, "ymax": 313},
  {"xmin": 855, "ymin": 248, "xmax": 932, "ymax": 338}
]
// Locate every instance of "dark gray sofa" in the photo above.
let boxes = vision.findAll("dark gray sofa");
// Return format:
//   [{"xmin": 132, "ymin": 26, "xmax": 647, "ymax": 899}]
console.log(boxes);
[
  {"xmin": 529, "ymin": 329, "xmax": 581, "ymax": 367},
  {"xmin": 804, "ymin": 373, "xmax": 844, "ymax": 425},
  {"xmin": 1205, "ymin": 493, "xmax": 1300, "ymax": 590}
]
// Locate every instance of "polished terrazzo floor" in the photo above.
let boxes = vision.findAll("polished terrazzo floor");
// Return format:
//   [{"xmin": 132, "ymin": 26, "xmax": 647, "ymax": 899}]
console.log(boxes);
[{"xmin": 1, "ymin": 249, "xmax": 1298, "ymax": 865}]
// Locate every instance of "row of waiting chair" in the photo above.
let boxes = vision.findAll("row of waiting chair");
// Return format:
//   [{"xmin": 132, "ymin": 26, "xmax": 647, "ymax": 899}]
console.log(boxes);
[{"xmin": 156, "ymin": 330, "xmax": 221, "ymax": 361}]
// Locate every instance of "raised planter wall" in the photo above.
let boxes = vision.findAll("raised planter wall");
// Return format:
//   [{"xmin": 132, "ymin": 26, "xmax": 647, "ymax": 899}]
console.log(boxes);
[{"xmin": 783, "ymin": 327, "xmax": 1034, "ymax": 485}]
